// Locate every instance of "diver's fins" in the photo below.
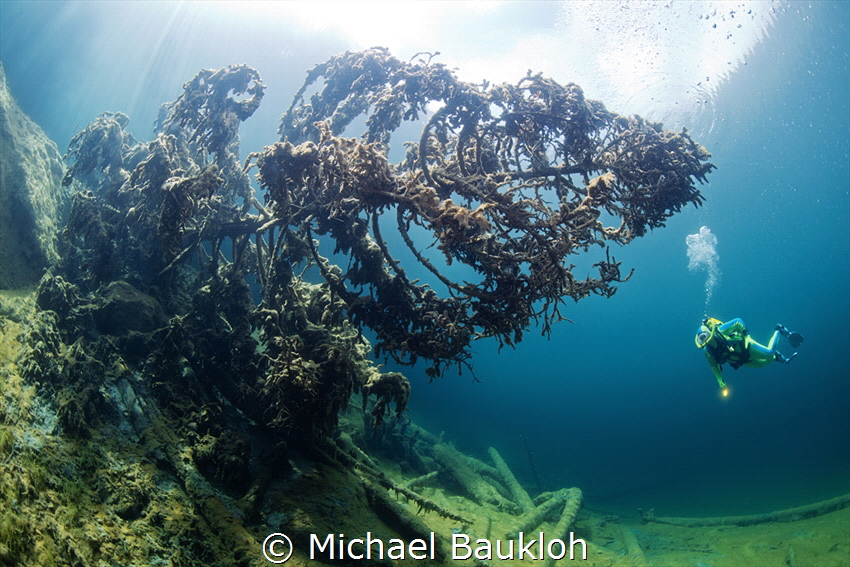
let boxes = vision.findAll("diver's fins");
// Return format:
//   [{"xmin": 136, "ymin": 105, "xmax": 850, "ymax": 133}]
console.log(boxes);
[
  {"xmin": 788, "ymin": 332, "xmax": 804, "ymax": 348},
  {"xmin": 776, "ymin": 351, "xmax": 798, "ymax": 364}
]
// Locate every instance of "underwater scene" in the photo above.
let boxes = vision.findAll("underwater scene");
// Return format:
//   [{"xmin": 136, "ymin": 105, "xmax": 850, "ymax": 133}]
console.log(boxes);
[{"xmin": 0, "ymin": 1, "xmax": 848, "ymax": 566}]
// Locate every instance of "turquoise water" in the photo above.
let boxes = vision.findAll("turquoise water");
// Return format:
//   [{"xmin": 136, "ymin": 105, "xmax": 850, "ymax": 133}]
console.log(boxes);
[
  {"xmin": 1, "ymin": 0, "xmax": 847, "ymax": 520},
  {"xmin": 403, "ymin": 4, "xmax": 850, "ymax": 516}
]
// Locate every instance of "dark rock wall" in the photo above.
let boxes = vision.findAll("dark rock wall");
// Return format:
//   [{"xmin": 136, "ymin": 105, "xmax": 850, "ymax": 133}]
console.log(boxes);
[{"xmin": 0, "ymin": 61, "xmax": 70, "ymax": 289}]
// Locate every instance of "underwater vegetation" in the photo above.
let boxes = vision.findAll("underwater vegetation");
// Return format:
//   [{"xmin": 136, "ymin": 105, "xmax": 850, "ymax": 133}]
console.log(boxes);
[
  {"xmin": 50, "ymin": 47, "xmax": 716, "ymax": 446},
  {"xmin": 264, "ymin": 48, "xmax": 715, "ymax": 378},
  {"xmin": 4, "ymin": 48, "xmax": 846, "ymax": 567}
]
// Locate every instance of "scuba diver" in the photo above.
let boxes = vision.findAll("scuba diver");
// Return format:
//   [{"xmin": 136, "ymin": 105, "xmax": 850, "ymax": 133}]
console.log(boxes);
[{"xmin": 695, "ymin": 317, "xmax": 804, "ymax": 392}]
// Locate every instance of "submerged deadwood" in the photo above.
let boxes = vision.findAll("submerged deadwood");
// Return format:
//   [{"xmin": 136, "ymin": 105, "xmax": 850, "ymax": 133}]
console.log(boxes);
[
  {"xmin": 56, "ymin": 63, "xmax": 405, "ymax": 444},
  {"xmin": 505, "ymin": 489, "xmax": 570, "ymax": 540},
  {"xmin": 489, "ymin": 446, "xmax": 535, "ymax": 513},
  {"xmin": 640, "ymin": 492, "xmax": 850, "ymax": 527},
  {"xmin": 56, "ymin": 50, "xmax": 713, "ymax": 445},
  {"xmin": 544, "ymin": 487, "xmax": 584, "ymax": 567},
  {"xmin": 251, "ymin": 47, "xmax": 714, "ymax": 377}
]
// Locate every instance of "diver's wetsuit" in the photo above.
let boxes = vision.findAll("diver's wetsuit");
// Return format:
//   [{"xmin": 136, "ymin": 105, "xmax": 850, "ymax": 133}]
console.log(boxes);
[{"xmin": 702, "ymin": 318, "xmax": 785, "ymax": 389}]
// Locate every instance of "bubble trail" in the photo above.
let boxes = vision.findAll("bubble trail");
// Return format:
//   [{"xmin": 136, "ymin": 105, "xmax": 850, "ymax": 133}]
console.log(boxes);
[{"xmin": 686, "ymin": 226, "xmax": 720, "ymax": 313}]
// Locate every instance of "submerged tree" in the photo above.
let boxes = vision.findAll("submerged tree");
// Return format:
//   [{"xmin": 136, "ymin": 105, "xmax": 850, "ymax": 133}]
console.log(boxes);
[
  {"xmin": 250, "ymin": 47, "xmax": 714, "ymax": 377},
  {"xmin": 50, "ymin": 49, "xmax": 713, "ymax": 446}
]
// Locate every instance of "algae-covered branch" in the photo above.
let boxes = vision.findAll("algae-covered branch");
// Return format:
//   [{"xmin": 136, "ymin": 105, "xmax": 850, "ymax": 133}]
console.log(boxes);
[
  {"xmin": 252, "ymin": 47, "xmax": 714, "ymax": 377},
  {"xmin": 46, "ymin": 50, "xmax": 713, "ymax": 452}
]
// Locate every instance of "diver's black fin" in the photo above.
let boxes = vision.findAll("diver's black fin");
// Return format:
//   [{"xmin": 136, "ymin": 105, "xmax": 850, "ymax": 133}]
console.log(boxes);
[{"xmin": 788, "ymin": 332, "xmax": 804, "ymax": 348}]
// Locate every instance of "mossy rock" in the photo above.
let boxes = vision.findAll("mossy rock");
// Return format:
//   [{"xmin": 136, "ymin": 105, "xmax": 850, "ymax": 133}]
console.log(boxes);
[{"xmin": 93, "ymin": 280, "xmax": 165, "ymax": 335}]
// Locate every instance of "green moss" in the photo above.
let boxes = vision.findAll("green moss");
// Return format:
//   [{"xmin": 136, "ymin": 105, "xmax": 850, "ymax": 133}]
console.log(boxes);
[
  {"xmin": 27, "ymin": 461, "xmax": 48, "ymax": 492},
  {"xmin": 60, "ymin": 475, "xmax": 84, "ymax": 503},
  {"xmin": 58, "ymin": 499, "xmax": 80, "ymax": 526},
  {"xmin": 0, "ymin": 426, "xmax": 14, "ymax": 455},
  {"xmin": 0, "ymin": 512, "xmax": 30, "ymax": 558},
  {"xmin": 11, "ymin": 448, "xmax": 50, "ymax": 496},
  {"xmin": 36, "ymin": 548, "xmax": 60, "ymax": 567}
]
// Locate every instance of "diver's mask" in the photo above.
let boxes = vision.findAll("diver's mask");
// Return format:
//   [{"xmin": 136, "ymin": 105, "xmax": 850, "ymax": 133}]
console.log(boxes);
[{"xmin": 695, "ymin": 317, "xmax": 721, "ymax": 349}]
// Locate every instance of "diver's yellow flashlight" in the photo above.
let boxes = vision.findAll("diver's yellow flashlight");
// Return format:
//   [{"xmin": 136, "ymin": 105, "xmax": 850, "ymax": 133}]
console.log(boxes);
[{"xmin": 722, "ymin": 388, "xmax": 729, "ymax": 397}]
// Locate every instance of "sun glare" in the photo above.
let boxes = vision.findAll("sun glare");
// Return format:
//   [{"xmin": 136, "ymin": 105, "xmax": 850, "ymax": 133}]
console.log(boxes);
[{"xmin": 209, "ymin": 1, "xmax": 503, "ymax": 53}]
